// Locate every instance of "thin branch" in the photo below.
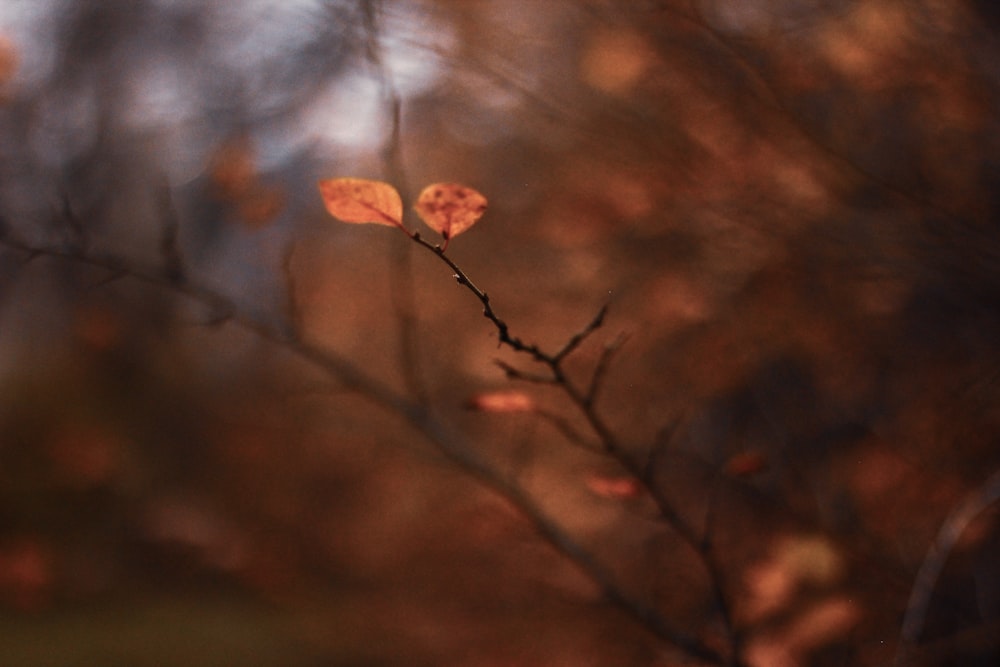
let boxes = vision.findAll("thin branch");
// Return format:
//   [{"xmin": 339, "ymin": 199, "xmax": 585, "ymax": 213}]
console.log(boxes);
[
  {"xmin": 280, "ymin": 239, "xmax": 302, "ymax": 334},
  {"xmin": 410, "ymin": 225, "xmax": 744, "ymax": 666},
  {"xmin": 585, "ymin": 331, "xmax": 630, "ymax": 407},
  {"xmin": 898, "ymin": 617, "xmax": 1000, "ymax": 666},
  {"xmin": 534, "ymin": 408, "xmax": 602, "ymax": 452},
  {"xmin": 156, "ymin": 182, "xmax": 185, "ymax": 284},
  {"xmin": 410, "ymin": 231, "xmax": 554, "ymax": 363},
  {"xmin": 360, "ymin": 0, "xmax": 429, "ymax": 405},
  {"xmin": 59, "ymin": 193, "xmax": 87, "ymax": 251},
  {"xmin": 0, "ymin": 227, "xmax": 729, "ymax": 665},
  {"xmin": 895, "ymin": 467, "xmax": 1000, "ymax": 666},
  {"xmin": 554, "ymin": 303, "xmax": 609, "ymax": 363},
  {"xmin": 660, "ymin": 0, "xmax": 975, "ymax": 229},
  {"xmin": 495, "ymin": 359, "xmax": 557, "ymax": 385},
  {"xmin": 643, "ymin": 420, "xmax": 680, "ymax": 482}
]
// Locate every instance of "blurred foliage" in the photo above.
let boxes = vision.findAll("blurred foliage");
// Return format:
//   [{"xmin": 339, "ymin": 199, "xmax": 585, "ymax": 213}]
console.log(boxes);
[{"xmin": 2, "ymin": 0, "xmax": 1000, "ymax": 665}]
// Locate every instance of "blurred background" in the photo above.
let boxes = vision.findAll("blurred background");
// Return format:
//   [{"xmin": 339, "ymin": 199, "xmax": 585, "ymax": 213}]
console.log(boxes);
[{"xmin": 2, "ymin": 0, "xmax": 1000, "ymax": 665}]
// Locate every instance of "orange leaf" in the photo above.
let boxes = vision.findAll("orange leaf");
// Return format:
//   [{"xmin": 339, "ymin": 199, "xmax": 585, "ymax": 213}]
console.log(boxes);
[
  {"xmin": 724, "ymin": 450, "xmax": 768, "ymax": 477},
  {"xmin": 209, "ymin": 137, "xmax": 256, "ymax": 200},
  {"xmin": 414, "ymin": 183, "xmax": 487, "ymax": 245},
  {"xmin": 586, "ymin": 474, "xmax": 642, "ymax": 499},
  {"xmin": 467, "ymin": 390, "xmax": 535, "ymax": 412},
  {"xmin": 318, "ymin": 178, "xmax": 403, "ymax": 228},
  {"xmin": 0, "ymin": 34, "xmax": 19, "ymax": 88}
]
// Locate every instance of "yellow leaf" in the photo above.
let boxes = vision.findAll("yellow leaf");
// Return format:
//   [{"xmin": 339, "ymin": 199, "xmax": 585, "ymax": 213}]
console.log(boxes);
[
  {"xmin": 414, "ymin": 183, "xmax": 487, "ymax": 245},
  {"xmin": 318, "ymin": 178, "xmax": 403, "ymax": 228}
]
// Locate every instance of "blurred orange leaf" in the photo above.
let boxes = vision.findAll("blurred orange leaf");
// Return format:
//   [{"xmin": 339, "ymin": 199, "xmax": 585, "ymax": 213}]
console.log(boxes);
[
  {"xmin": 414, "ymin": 182, "xmax": 487, "ymax": 246},
  {"xmin": 209, "ymin": 137, "xmax": 285, "ymax": 228},
  {"xmin": 238, "ymin": 186, "xmax": 286, "ymax": 229},
  {"xmin": 0, "ymin": 35, "xmax": 17, "ymax": 90},
  {"xmin": 47, "ymin": 424, "xmax": 121, "ymax": 488},
  {"xmin": 318, "ymin": 178, "xmax": 403, "ymax": 228},
  {"xmin": 209, "ymin": 137, "xmax": 256, "ymax": 199},
  {"xmin": 586, "ymin": 474, "xmax": 642, "ymax": 499},
  {"xmin": 467, "ymin": 390, "xmax": 535, "ymax": 412},
  {"xmin": 0, "ymin": 538, "xmax": 53, "ymax": 612},
  {"xmin": 725, "ymin": 450, "xmax": 768, "ymax": 477}
]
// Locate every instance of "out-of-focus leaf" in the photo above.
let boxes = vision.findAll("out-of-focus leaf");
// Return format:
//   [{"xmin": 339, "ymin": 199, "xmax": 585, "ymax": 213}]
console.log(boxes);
[
  {"xmin": 0, "ymin": 35, "xmax": 16, "ymax": 91},
  {"xmin": 209, "ymin": 137, "xmax": 256, "ymax": 200},
  {"xmin": 0, "ymin": 538, "xmax": 53, "ymax": 612},
  {"xmin": 724, "ymin": 450, "xmax": 768, "ymax": 477},
  {"xmin": 780, "ymin": 535, "xmax": 843, "ymax": 586},
  {"xmin": 209, "ymin": 137, "xmax": 285, "ymax": 228},
  {"xmin": 413, "ymin": 182, "xmax": 487, "ymax": 245},
  {"xmin": 238, "ymin": 187, "xmax": 286, "ymax": 229},
  {"xmin": 47, "ymin": 424, "xmax": 121, "ymax": 488},
  {"xmin": 318, "ymin": 178, "xmax": 403, "ymax": 227},
  {"xmin": 580, "ymin": 27, "xmax": 651, "ymax": 94},
  {"xmin": 467, "ymin": 390, "xmax": 535, "ymax": 412},
  {"xmin": 586, "ymin": 474, "xmax": 641, "ymax": 499},
  {"xmin": 746, "ymin": 596, "xmax": 860, "ymax": 666}
]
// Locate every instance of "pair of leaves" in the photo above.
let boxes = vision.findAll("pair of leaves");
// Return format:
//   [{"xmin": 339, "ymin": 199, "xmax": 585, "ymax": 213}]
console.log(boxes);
[{"xmin": 318, "ymin": 177, "xmax": 487, "ymax": 247}]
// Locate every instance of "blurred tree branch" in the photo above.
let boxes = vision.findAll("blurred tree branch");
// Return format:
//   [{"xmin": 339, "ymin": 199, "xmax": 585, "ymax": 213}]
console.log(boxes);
[{"xmin": 0, "ymin": 212, "xmax": 735, "ymax": 665}]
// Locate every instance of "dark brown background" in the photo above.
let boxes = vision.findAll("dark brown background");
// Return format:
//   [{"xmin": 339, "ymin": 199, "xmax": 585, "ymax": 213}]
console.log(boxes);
[{"xmin": 1, "ymin": 1, "xmax": 1000, "ymax": 665}]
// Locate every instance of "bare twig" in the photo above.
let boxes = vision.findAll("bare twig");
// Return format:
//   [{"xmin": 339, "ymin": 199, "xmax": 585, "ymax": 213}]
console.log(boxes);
[
  {"xmin": 157, "ymin": 182, "xmax": 185, "ymax": 283},
  {"xmin": 0, "ymin": 223, "xmax": 730, "ymax": 666},
  {"xmin": 59, "ymin": 193, "xmax": 88, "ymax": 251},
  {"xmin": 534, "ymin": 408, "xmax": 602, "ymax": 452},
  {"xmin": 658, "ymin": 0, "xmax": 976, "ymax": 230},
  {"xmin": 899, "ymin": 617, "xmax": 1000, "ymax": 666},
  {"xmin": 895, "ymin": 467, "xmax": 1000, "ymax": 665},
  {"xmin": 360, "ymin": 0, "xmax": 429, "ymax": 405},
  {"xmin": 280, "ymin": 240, "xmax": 302, "ymax": 333},
  {"xmin": 554, "ymin": 303, "xmax": 609, "ymax": 363},
  {"xmin": 585, "ymin": 331, "xmax": 630, "ymax": 407},
  {"xmin": 494, "ymin": 359, "xmax": 557, "ymax": 385},
  {"xmin": 410, "ymin": 232, "xmax": 573, "ymax": 364},
  {"xmin": 409, "ymin": 223, "xmax": 745, "ymax": 666}
]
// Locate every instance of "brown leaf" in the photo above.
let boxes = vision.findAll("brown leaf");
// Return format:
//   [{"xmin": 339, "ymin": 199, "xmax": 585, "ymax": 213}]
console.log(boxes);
[
  {"xmin": 318, "ymin": 178, "xmax": 403, "ymax": 228},
  {"xmin": 413, "ymin": 182, "xmax": 487, "ymax": 245}
]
